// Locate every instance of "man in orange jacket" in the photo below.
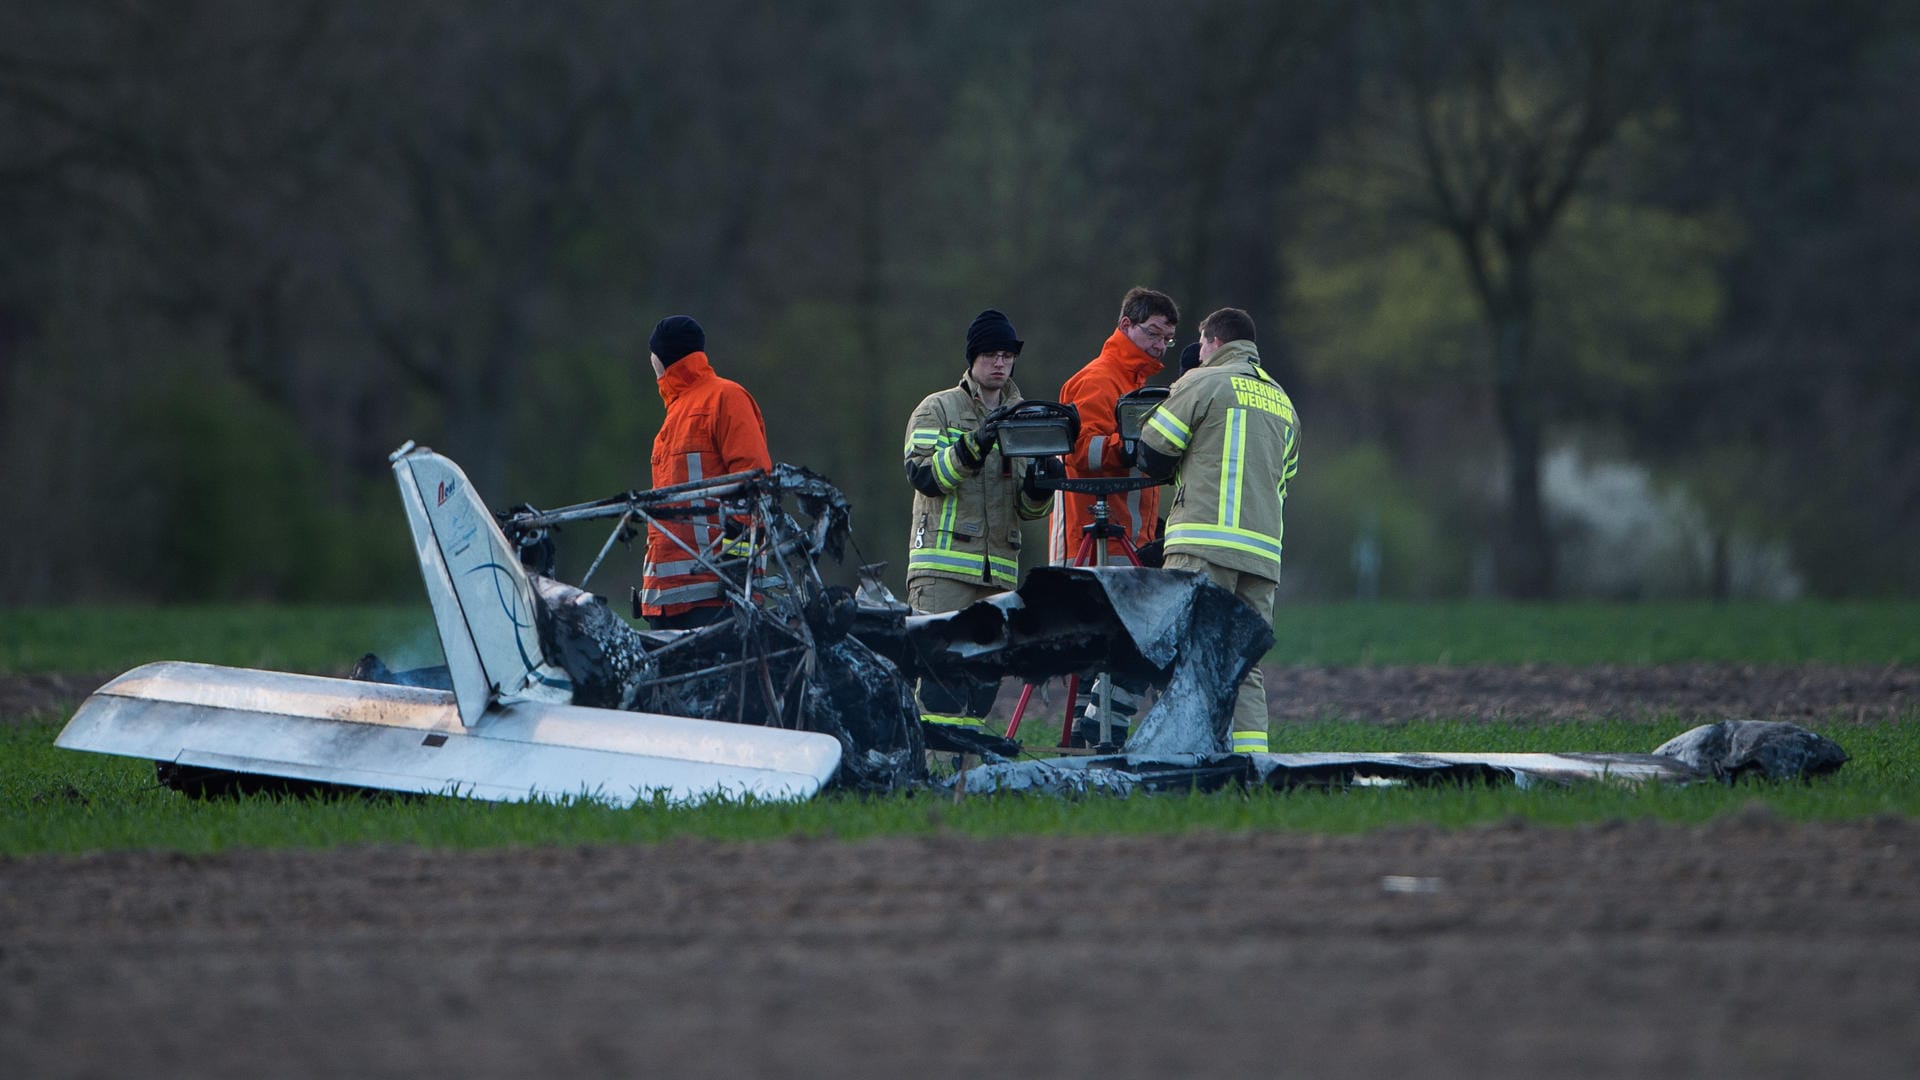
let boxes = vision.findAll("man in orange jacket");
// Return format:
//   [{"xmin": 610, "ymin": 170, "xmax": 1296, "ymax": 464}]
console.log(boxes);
[
  {"xmin": 637, "ymin": 315, "xmax": 773, "ymax": 630},
  {"xmin": 1048, "ymin": 286, "xmax": 1180, "ymax": 567},
  {"xmin": 1050, "ymin": 286, "xmax": 1179, "ymax": 746}
]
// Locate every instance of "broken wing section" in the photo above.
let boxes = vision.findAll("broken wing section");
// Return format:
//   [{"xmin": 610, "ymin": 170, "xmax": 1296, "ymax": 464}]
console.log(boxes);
[
  {"xmin": 953, "ymin": 749, "xmax": 1705, "ymax": 797},
  {"xmin": 56, "ymin": 661, "xmax": 842, "ymax": 806},
  {"xmin": 391, "ymin": 443, "xmax": 573, "ymax": 725}
]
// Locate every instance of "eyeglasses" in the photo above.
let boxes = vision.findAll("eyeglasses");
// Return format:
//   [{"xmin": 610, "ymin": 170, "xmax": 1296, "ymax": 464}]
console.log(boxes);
[
  {"xmin": 975, "ymin": 351, "xmax": 1018, "ymax": 363},
  {"xmin": 1129, "ymin": 322, "xmax": 1176, "ymax": 347}
]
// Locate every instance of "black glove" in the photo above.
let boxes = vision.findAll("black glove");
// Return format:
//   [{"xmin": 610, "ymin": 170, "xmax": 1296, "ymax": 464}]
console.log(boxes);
[
  {"xmin": 956, "ymin": 418, "xmax": 998, "ymax": 468},
  {"xmin": 1134, "ymin": 537, "xmax": 1164, "ymax": 568},
  {"xmin": 1135, "ymin": 438, "xmax": 1180, "ymax": 480},
  {"xmin": 971, "ymin": 417, "xmax": 1000, "ymax": 455},
  {"xmin": 1022, "ymin": 454, "xmax": 1064, "ymax": 499}
]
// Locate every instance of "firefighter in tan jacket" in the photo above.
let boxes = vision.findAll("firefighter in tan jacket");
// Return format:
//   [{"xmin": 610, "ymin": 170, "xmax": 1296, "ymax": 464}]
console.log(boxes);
[
  {"xmin": 902, "ymin": 309, "xmax": 1056, "ymax": 730},
  {"xmin": 1136, "ymin": 307, "xmax": 1300, "ymax": 753}
]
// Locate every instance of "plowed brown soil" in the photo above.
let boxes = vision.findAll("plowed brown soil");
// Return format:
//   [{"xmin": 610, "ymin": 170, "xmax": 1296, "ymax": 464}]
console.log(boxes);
[
  {"xmin": 6, "ymin": 667, "xmax": 1917, "ymax": 1077},
  {"xmin": 5, "ymin": 818, "xmax": 1919, "ymax": 1077}
]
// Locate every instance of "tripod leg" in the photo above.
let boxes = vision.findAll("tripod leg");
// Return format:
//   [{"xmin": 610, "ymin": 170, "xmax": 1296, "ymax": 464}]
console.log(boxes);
[
  {"xmin": 1070, "ymin": 530, "xmax": 1095, "ymax": 568},
  {"xmin": 1055, "ymin": 521, "xmax": 1109, "ymax": 746},
  {"xmin": 1005, "ymin": 682, "xmax": 1038, "ymax": 739},
  {"xmin": 1058, "ymin": 673, "xmax": 1082, "ymax": 747},
  {"xmin": 1013, "ymin": 523, "xmax": 1102, "ymax": 743}
]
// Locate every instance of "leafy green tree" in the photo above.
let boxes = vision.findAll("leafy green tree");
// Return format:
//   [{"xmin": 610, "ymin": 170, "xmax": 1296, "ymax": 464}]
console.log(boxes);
[{"xmin": 1287, "ymin": 0, "xmax": 1728, "ymax": 597}]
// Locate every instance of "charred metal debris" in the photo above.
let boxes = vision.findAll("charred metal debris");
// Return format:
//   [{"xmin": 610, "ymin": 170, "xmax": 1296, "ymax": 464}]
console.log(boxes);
[{"xmin": 355, "ymin": 465, "xmax": 1847, "ymax": 797}]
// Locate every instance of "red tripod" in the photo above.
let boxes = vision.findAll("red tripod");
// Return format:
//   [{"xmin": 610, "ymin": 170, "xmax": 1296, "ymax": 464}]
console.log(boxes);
[{"xmin": 1004, "ymin": 475, "xmax": 1158, "ymax": 749}]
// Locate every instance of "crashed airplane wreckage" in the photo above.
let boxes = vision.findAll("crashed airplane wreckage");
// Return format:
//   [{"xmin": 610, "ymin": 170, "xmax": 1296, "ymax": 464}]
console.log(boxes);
[
  {"xmin": 57, "ymin": 444, "xmax": 1847, "ymax": 805},
  {"xmin": 57, "ymin": 442, "xmax": 1277, "ymax": 803}
]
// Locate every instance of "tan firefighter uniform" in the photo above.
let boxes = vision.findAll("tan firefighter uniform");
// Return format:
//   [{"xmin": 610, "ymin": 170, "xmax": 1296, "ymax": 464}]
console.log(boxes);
[
  {"xmin": 902, "ymin": 370, "xmax": 1053, "ymax": 727},
  {"xmin": 1138, "ymin": 338, "xmax": 1300, "ymax": 751}
]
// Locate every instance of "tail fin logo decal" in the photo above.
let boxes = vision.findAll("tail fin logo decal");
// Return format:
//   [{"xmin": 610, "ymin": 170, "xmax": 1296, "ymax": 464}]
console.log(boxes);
[{"xmin": 437, "ymin": 477, "xmax": 458, "ymax": 506}]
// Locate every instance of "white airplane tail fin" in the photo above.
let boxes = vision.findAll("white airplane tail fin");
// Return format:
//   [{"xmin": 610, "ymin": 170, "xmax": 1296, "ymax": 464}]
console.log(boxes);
[{"xmin": 390, "ymin": 443, "xmax": 573, "ymax": 725}]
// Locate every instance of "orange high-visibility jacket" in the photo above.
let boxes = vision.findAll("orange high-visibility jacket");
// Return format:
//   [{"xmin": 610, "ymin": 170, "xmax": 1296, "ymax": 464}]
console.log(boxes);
[
  {"xmin": 1048, "ymin": 329, "xmax": 1163, "ymax": 564},
  {"xmin": 640, "ymin": 352, "xmax": 773, "ymax": 617}
]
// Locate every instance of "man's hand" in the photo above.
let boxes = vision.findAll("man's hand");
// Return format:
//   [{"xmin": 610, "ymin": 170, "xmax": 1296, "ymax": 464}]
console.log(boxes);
[
  {"xmin": 1022, "ymin": 454, "xmax": 1064, "ymax": 498},
  {"xmin": 1135, "ymin": 439, "xmax": 1180, "ymax": 481},
  {"xmin": 957, "ymin": 418, "xmax": 998, "ymax": 468}
]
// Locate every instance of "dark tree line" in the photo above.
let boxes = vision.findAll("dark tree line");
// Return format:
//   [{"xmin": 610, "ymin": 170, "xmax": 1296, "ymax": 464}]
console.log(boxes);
[{"xmin": 2, "ymin": 0, "xmax": 1914, "ymax": 603}]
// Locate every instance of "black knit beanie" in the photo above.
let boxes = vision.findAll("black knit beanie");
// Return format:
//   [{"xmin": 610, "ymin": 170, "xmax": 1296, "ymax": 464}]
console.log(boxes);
[
  {"xmin": 965, "ymin": 309, "xmax": 1024, "ymax": 361},
  {"xmin": 1179, "ymin": 341, "xmax": 1201, "ymax": 374},
  {"xmin": 649, "ymin": 315, "xmax": 705, "ymax": 366}
]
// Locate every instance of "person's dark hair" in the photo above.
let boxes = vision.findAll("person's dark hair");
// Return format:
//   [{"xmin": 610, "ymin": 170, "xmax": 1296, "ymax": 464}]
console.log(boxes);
[
  {"xmin": 1178, "ymin": 341, "xmax": 1202, "ymax": 373},
  {"xmin": 1198, "ymin": 307, "xmax": 1256, "ymax": 345},
  {"xmin": 1119, "ymin": 286, "xmax": 1179, "ymax": 329}
]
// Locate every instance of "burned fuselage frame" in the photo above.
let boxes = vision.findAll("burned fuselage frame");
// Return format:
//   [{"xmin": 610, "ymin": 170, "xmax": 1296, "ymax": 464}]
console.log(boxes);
[
  {"xmin": 495, "ymin": 466, "xmax": 931, "ymax": 790},
  {"xmin": 483, "ymin": 466, "xmax": 1278, "ymax": 793}
]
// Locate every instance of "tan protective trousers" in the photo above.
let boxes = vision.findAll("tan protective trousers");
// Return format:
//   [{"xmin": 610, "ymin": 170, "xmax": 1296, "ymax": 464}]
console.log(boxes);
[
  {"xmin": 906, "ymin": 576, "xmax": 1006, "ymax": 724},
  {"xmin": 1162, "ymin": 552, "xmax": 1275, "ymax": 742}
]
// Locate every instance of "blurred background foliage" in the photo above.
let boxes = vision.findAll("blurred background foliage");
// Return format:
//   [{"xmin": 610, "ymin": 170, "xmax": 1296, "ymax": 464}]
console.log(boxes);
[{"xmin": 2, "ymin": 0, "xmax": 1915, "ymax": 604}]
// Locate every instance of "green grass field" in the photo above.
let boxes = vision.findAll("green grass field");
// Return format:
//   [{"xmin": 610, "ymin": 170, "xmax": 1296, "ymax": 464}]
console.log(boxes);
[
  {"xmin": 3, "ymin": 601, "xmax": 1916, "ymax": 855},
  {"xmin": 4, "ymin": 714, "xmax": 1916, "ymax": 856},
  {"xmin": 0, "ymin": 605, "xmax": 436, "ymax": 675}
]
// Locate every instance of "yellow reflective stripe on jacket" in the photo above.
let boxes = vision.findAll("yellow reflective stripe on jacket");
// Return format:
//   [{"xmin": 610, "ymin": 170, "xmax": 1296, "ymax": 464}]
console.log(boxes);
[
  {"xmin": 927, "ymin": 426, "xmax": 976, "ymax": 492},
  {"xmin": 1163, "ymin": 522, "xmax": 1283, "ymax": 568},
  {"xmin": 1219, "ymin": 407, "xmax": 1246, "ymax": 529},
  {"xmin": 907, "ymin": 547, "xmax": 1017, "ymax": 585},
  {"xmin": 1146, "ymin": 408, "xmax": 1192, "ymax": 451},
  {"xmin": 911, "ymin": 494, "xmax": 1023, "ymax": 582},
  {"xmin": 931, "ymin": 442, "xmax": 963, "ymax": 490},
  {"xmin": 908, "ymin": 549, "xmax": 981, "ymax": 575},
  {"xmin": 921, "ymin": 713, "xmax": 985, "ymax": 729},
  {"xmin": 1231, "ymin": 731, "xmax": 1269, "ymax": 752}
]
